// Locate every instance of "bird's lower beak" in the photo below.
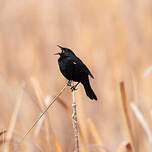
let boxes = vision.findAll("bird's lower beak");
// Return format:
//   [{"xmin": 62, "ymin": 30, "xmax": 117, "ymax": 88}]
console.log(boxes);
[{"xmin": 54, "ymin": 52, "xmax": 60, "ymax": 55}]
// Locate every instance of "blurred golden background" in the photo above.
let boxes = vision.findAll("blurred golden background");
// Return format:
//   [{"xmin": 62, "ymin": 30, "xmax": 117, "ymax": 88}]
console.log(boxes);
[{"xmin": 0, "ymin": 0, "xmax": 152, "ymax": 152}]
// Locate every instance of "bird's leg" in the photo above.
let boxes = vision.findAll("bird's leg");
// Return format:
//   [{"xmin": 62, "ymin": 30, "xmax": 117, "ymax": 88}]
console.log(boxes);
[
  {"xmin": 71, "ymin": 82, "xmax": 80, "ymax": 91},
  {"xmin": 67, "ymin": 80, "xmax": 72, "ymax": 86}
]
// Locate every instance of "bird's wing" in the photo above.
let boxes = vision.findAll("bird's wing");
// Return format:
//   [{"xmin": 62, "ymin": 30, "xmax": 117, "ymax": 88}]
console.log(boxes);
[{"xmin": 75, "ymin": 57, "xmax": 94, "ymax": 79}]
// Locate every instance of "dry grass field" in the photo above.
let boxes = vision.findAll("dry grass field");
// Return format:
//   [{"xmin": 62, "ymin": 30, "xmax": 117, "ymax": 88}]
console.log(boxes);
[{"xmin": 0, "ymin": 0, "xmax": 152, "ymax": 152}]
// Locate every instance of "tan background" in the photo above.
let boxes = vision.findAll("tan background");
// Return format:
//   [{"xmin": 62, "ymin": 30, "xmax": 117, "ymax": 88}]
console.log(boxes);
[{"xmin": 0, "ymin": 0, "xmax": 152, "ymax": 152}]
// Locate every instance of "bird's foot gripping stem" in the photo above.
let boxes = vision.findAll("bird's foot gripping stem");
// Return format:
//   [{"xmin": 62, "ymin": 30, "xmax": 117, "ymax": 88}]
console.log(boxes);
[
  {"xmin": 71, "ymin": 85, "xmax": 77, "ymax": 91},
  {"xmin": 67, "ymin": 80, "xmax": 72, "ymax": 86},
  {"xmin": 70, "ymin": 82, "xmax": 80, "ymax": 92}
]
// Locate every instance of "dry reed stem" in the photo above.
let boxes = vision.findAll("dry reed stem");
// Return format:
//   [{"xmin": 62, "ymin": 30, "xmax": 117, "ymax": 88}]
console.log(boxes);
[
  {"xmin": 72, "ymin": 87, "xmax": 79, "ymax": 152},
  {"xmin": 30, "ymin": 78, "xmax": 53, "ymax": 151},
  {"xmin": 87, "ymin": 119, "xmax": 106, "ymax": 152},
  {"xmin": 117, "ymin": 141, "xmax": 132, "ymax": 152},
  {"xmin": 2, "ymin": 130, "xmax": 5, "ymax": 147},
  {"xmin": 78, "ymin": 127, "xmax": 90, "ymax": 152},
  {"xmin": 80, "ymin": 147, "xmax": 89, "ymax": 152},
  {"xmin": 3, "ymin": 88, "xmax": 24, "ymax": 152},
  {"xmin": 77, "ymin": 90, "xmax": 89, "ymax": 143},
  {"xmin": 130, "ymin": 103, "xmax": 152, "ymax": 144},
  {"xmin": 0, "ymin": 130, "xmax": 6, "ymax": 137},
  {"xmin": 0, "ymin": 130, "xmax": 6, "ymax": 148},
  {"xmin": 53, "ymin": 131, "xmax": 62, "ymax": 152},
  {"xmin": 16, "ymin": 83, "xmax": 68, "ymax": 149},
  {"xmin": 120, "ymin": 82, "xmax": 135, "ymax": 152},
  {"xmin": 30, "ymin": 78, "xmax": 46, "ymax": 137}
]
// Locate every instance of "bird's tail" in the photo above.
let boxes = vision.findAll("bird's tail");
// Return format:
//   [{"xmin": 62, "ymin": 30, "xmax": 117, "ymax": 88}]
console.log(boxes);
[{"xmin": 82, "ymin": 78, "xmax": 97, "ymax": 100}]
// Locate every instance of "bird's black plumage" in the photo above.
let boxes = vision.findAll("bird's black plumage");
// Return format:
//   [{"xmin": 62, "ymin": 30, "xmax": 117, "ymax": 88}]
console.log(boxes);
[{"xmin": 55, "ymin": 45, "xmax": 97, "ymax": 100}]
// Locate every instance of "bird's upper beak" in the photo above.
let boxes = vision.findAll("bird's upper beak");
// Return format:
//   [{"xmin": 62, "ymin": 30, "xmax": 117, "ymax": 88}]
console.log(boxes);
[{"xmin": 57, "ymin": 45, "xmax": 63, "ymax": 49}]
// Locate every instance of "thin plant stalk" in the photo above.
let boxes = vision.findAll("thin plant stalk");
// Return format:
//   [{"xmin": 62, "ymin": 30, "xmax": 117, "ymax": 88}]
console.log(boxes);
[
  {"xmin": 15, "ymin": 83, "xmax": 68, "ymax": 150},
  {"xmin": 3, "ymin": 88, "xmax": 24, "ymax": 152},
  {"xmin": 72, "ymin": 87, "xmax": 79, "ymax": 152},
  {"xmin": 120, "ymin": 82, "xmax": 135, "ymax": 152}
]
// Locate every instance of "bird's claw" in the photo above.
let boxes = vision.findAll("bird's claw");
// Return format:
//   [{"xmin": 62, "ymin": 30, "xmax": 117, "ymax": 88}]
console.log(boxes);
[
  {"xmin": 67, "ymin": 80, "xmax": 72, "ymax": 86},
  {"xmin": 71, "ymin": 85, "xmax": 77, "ymax": 91}
]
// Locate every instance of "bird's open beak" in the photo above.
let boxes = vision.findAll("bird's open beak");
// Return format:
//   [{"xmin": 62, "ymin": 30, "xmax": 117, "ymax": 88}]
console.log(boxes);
[
  {"xmin": 55, "ymin": 45, "xmax": 64, "ymax": 55},
  {"xmin": 54, "ymin": 52, "xmax": 60, "ymax": 55}
]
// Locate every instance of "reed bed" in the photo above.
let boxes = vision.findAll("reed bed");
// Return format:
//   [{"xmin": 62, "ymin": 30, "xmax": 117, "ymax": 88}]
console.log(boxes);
[{"xmin": 0, "ymin": 0, "xmax": 152, "ymax": 151}]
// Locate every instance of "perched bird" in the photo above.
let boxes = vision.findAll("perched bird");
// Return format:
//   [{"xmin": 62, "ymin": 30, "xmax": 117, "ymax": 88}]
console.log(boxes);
[{"xmin": 55, "ymin": 45, "xmax": 97, "ymax": 100}]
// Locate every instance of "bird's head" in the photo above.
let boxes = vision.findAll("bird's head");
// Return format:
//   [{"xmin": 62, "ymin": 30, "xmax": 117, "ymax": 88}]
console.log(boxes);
[{"xmin": 54, "ymin": 45, "xmax": 75, "ymax": 57}]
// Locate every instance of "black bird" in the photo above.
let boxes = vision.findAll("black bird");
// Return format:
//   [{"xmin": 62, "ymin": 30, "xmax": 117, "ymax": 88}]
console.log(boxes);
[{"xmin": 55, "ymin": 45, "xmax": 97, "ymax": 100}]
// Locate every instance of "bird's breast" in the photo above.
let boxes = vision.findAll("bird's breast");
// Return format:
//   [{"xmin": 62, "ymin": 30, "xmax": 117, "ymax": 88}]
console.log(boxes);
[{"xmin": 58, "ymin": 56, "xmax": 84, "ymax": 81}]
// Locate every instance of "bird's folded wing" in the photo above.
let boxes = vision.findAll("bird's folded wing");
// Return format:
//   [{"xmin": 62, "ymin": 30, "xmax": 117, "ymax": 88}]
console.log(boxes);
[{"xmin": 74, "ymin": 58, "xmax": 94, "ymax": 79}]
